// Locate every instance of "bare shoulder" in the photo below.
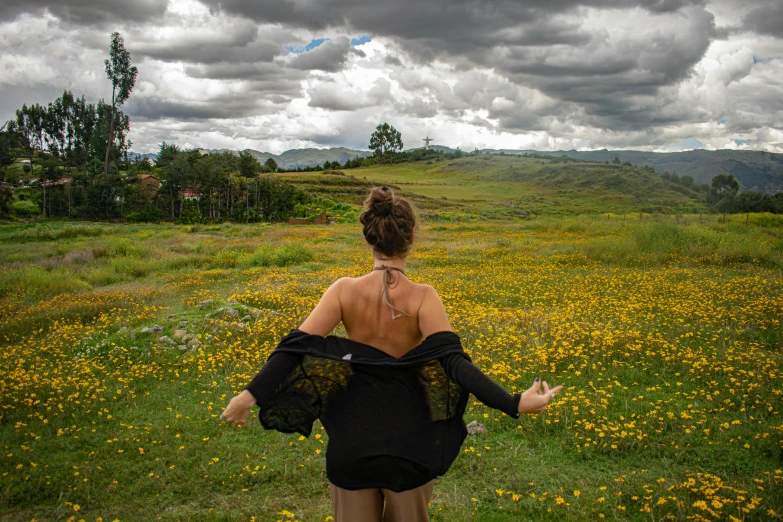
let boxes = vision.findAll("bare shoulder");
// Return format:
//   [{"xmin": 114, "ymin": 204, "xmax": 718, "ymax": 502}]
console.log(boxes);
[
  {"xmin": 415, "ymin": 283, "xmax": 452, "ymax": 335},
  {"xmin": 415, "ymin": 283, "xmax": 445, "ymax": 311},
  {"xmin": 414, "ymin": 283, "xmax": 440, "ymax": 297}
]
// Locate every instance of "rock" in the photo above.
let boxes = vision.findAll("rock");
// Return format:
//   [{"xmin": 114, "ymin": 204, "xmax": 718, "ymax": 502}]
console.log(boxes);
[
  {"xmin": 226, "ymin": 299, "xmax": 239, "ymax": 304},
  {"xmin": 153, "ymin": 325, "xmax": 164, "ymax": 333},
  {"xmin": 168, "ymin": 313, "xmax": 177, "ymax": 319},
  {"xmin": 140, "ymin": 325, "xmax": 164, "ymax": 334},
  {"xmin": 178, "ymin": 321, "xmax": 188, "ymax": 328},
  {"xmin": 118, "ymin": 326, "xmax": 128, "ymax": 334},
  {"xmin": 199, "ymin": 299, "xmax": 215, "ymax": 309},
  {"xmin": 216, "ymin": 307, "xmax": 239, "ymax": 317},
  {"xmin": 158, "ymin": 335, "xmax": 177, "ymax": 346},
  {"xmin": 182, "ymin": 333, "xmax": 195, "ymax": 342},
  {"xmin": 241, "ymin": 315, "xmax": 253, "ymax": 322},
  {"xmin": 187, "ymin": 338, "xmax": 201, "ymax": 348},
  {"xmin": 178, "ymin": 345, "xmax": 187, "ymax": 350},
  {"xmin": 230, "ymin": 322, "xmax": 248, "ymax": 331},
  {"xmin": 172, "ymin": 329, "xmax": 187, "ymax": 340},
  {"xmin": 244, "ymin": 307, "xmax": 261, "ymax": 318},
  {"xmin": 466, "ymin": 421, "xmax": 487, "ymax": 435}
]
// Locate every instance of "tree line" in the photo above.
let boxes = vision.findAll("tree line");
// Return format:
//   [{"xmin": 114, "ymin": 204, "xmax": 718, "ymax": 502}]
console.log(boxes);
[{"xmin": 0, "ymin": 33, "xmax": 312, "ymax": 223}]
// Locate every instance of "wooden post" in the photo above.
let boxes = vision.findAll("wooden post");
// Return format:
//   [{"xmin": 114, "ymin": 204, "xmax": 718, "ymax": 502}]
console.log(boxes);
[
  {"xmin": 746, "ymin": 213, "xmax": 749, "ymax": 226},
  {"xmin": 700, "ymin": 213, "xmax": 702, "ymax": 223},
  {"xmin": 639, "ymin": 212, "xmax": 642, "ymax": 221}
]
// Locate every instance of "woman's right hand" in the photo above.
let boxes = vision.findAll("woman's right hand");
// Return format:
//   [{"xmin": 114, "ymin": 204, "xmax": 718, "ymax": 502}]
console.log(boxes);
[
  {"xmin": 220, "ymin": 390, "xmax": 257, "ymax": 427},
  {"xmin": 518, "ymin": 378, "xmax": 564, "ymax": 414}
]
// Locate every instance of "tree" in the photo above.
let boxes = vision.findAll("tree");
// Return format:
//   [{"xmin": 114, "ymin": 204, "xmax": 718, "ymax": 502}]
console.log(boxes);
[
  {"xmin": 103, "ymin": 32, "xmax": 138, "ymax": 175},
  {"xmin": 369, "ymin": 122, "xmax": 403, "ymax": 166},
  {"xmin": 711, "ymin": 174, "xmax": 739, "ymax": 195},
  {"xmin": 0, "ymin": 121, "xmax": 19, "ymax": 168},
  {"xmin": 238, "ymin": 151, "xmax": 262, "ymax": 222},
  {"xmin": 264, "ymin": 157, "xmax": 278, "ymax": 172}
]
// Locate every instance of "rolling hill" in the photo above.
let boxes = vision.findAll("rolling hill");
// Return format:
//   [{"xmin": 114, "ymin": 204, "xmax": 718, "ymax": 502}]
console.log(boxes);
[
  {"xmin": 280, "ymin": 154, "xmax": 708, "ymax": 220},
  {"xmin": 129, "ymin": 145, "xmax": 782, "ymax": 193},
  {"xmin": 502, "ymin": 148, "xmax": 783, "ymax": 193}
]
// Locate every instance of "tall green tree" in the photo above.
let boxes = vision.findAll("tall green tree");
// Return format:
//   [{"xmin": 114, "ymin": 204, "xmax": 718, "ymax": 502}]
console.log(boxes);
[
  {"xmin": 0, "ymin": 121, "xmax": 19, "ymax": 168},
  {"xmin": 103, "ymin": 32, "xmax": 138, "ymax": 175},
  {"xmin": 369, "ymin": 122, "xmax": 403, "ymax": 166},
  {"xmin": 238, "ymin": 151, "xmax": 262, "ymax": 223},
  {"xmin": 264, "ymin": 157, "xmax": 278, "ymax": 172}
]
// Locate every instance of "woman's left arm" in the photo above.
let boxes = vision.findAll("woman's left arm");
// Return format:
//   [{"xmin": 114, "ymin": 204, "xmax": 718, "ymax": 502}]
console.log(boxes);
[{"xmin": 297, "ymin": 278, "xmax": 345, "ymax": 336}]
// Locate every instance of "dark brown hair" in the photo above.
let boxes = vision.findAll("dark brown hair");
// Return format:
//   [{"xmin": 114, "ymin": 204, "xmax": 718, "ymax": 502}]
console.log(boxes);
[{"xmin": 360, "ymin": 186, "xmax": 417, "ymax": 258}]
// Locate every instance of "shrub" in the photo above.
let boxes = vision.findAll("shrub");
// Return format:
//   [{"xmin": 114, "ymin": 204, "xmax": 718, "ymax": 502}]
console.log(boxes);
[
  {"xmin": 241, "ymin": 244, "xmax": 313, "ymax": 268},
  {"xmin": 10, "ymin": 200, "xmax": 40, "ymax": 217}
]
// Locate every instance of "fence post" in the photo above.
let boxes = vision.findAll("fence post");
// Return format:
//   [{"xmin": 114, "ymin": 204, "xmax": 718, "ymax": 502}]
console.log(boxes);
[{"xmin": 746, "ymin": 213, "xmax": 749, "ymax": 226}]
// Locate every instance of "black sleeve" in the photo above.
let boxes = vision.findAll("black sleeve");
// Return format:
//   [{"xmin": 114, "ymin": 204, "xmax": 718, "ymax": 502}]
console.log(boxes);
[
  {"xmin": 244, "ymin": 352, "xmax": 301, "ymax": 406},
  {"xmin": 441, "ymin": 353, "xmax": 521, "ymax": 418}
]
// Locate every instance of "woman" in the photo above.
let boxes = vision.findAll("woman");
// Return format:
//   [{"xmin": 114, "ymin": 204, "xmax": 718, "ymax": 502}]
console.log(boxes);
[{"xmin": 221, "ymin": 186, "xmax": 563, "ymax": 521}]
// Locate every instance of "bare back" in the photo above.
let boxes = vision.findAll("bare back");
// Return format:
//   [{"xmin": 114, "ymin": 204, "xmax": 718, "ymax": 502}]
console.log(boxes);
[
  {"xmin": 298, "ymin": 269, "xmax": 452, "ymax": 359},
  {"xmin": 340, "ymin": 271, "xmax": 429, "ymax": 358}
]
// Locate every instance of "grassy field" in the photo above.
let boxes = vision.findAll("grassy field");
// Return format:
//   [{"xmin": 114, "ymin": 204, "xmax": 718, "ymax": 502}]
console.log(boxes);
[
  {"xmin": 1, "ymin": 215, "xmax": 782, "ymax": 521},
  {"xmin": 280, "ymin": 155, "xmax": 708, "ymax": 220}
]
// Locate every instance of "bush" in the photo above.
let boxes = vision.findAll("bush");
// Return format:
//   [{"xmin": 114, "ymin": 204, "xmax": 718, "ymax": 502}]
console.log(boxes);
[
  {"xmin": 126, "ymin": 206, "xmax": 164, "ymax": 223},
  {"xmin": 241, "ymin": 244, "xmax": 313, "ymax": 268},
  {"xmin": 10, "ymin": 199, "xmax": 40, "ymax": 217}
]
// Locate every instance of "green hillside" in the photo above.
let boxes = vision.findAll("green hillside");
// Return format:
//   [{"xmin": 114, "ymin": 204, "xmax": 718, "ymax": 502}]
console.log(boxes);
[
  {"xmin": 529, "ymin": 149, "xmax": 783, "ymax": 193},
  {"xmin": 280, "ymin": 154, "xmax": 708, "ymax": 220}
]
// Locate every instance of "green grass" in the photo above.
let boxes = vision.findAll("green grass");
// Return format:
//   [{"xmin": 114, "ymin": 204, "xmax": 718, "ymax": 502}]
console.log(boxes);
[
  {"xmin": 280, "ymin": 155, "xmax": 709, "ymax": 220},
  {"xmin": 0, "ymin": 219, "xmax": 781, "ymax": 521}
]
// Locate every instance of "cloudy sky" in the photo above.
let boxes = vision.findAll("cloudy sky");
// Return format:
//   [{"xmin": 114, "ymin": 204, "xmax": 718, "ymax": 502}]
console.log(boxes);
[{"xmin": 1, "ymin": 0, "xmax": 782, "ymax": 154}]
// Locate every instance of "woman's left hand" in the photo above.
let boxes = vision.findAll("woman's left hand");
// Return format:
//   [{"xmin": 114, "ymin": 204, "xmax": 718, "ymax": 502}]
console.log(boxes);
[{"xmin": 220, "ymin": 390, "xmax": 257, "ymax": 427}]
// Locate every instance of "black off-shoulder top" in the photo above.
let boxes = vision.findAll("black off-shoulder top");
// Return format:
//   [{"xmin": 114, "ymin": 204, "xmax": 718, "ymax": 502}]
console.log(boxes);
[{"xmin": 245, "ymin": 329, "xmax": 522, "ymax": 492}]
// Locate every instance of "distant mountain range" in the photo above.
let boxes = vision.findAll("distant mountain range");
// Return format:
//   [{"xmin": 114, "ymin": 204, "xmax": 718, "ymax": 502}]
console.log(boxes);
[{"xmin": 129, "ymin": 146, "xmax": 783, "ymax": 193}]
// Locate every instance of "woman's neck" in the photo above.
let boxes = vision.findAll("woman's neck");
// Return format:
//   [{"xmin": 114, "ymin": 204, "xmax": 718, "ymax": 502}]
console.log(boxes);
[{"xmin": 373, "ymin": 257, "xmax": 406, "ymax": 273}]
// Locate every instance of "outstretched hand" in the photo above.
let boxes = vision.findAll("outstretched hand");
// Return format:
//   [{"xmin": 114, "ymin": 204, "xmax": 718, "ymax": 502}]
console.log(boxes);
[
  {"xmin": 220, "ymin": 390, "xmax": 257, "ymax": 427},
  {"xmin": 518, "ymin": 378, "xmax": 564, "ymax": 414}
]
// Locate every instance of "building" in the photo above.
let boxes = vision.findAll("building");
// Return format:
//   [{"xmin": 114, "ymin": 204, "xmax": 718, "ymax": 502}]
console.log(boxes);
[
  {"xmin": 41, "ymin": 176, "xmax": 73, "ymax": 187},
  {"xmin": 138, "ymin": 174, "xmax": 161, "ymax": 192}
]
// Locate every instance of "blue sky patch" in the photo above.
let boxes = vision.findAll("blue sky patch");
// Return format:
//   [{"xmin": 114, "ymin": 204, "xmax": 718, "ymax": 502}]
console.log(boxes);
[
  {"xmin": 717, "ymin": 118, "xmax": 727, "ymax": 125},
  {"xmin": 285, "ymin": 38, "xmax": 329, "ymax": 54},
  {"xmin": 351, "ymin": 35, "xmax": 372, "ymax": 46}
]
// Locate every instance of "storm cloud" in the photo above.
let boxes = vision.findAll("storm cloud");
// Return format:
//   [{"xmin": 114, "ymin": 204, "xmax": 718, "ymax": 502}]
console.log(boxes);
[{"xmin": 0, "ymin": 0, "xmax": 781, "ymax": 153}]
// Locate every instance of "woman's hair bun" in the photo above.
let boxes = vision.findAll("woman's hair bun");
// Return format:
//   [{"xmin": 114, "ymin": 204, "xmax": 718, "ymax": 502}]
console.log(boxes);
[
  {"xmin": 368, "ymin": 186, "xmax": 393, "ymax": 216},
  {"xmin": 360, "ymin": 186, "xmax": 417, "ymax": 258}
]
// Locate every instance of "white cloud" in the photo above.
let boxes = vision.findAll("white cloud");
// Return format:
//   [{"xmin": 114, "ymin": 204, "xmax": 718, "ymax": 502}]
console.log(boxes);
[{"xmin": 0, "ymin": 0, "xmax": 782, "ymax": 154}]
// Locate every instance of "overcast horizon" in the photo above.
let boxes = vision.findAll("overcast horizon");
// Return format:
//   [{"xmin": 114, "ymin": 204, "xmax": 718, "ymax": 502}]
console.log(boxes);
[{"xmin": 1, "ymin": 0, "xmax": 782, "ymax": 155}]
